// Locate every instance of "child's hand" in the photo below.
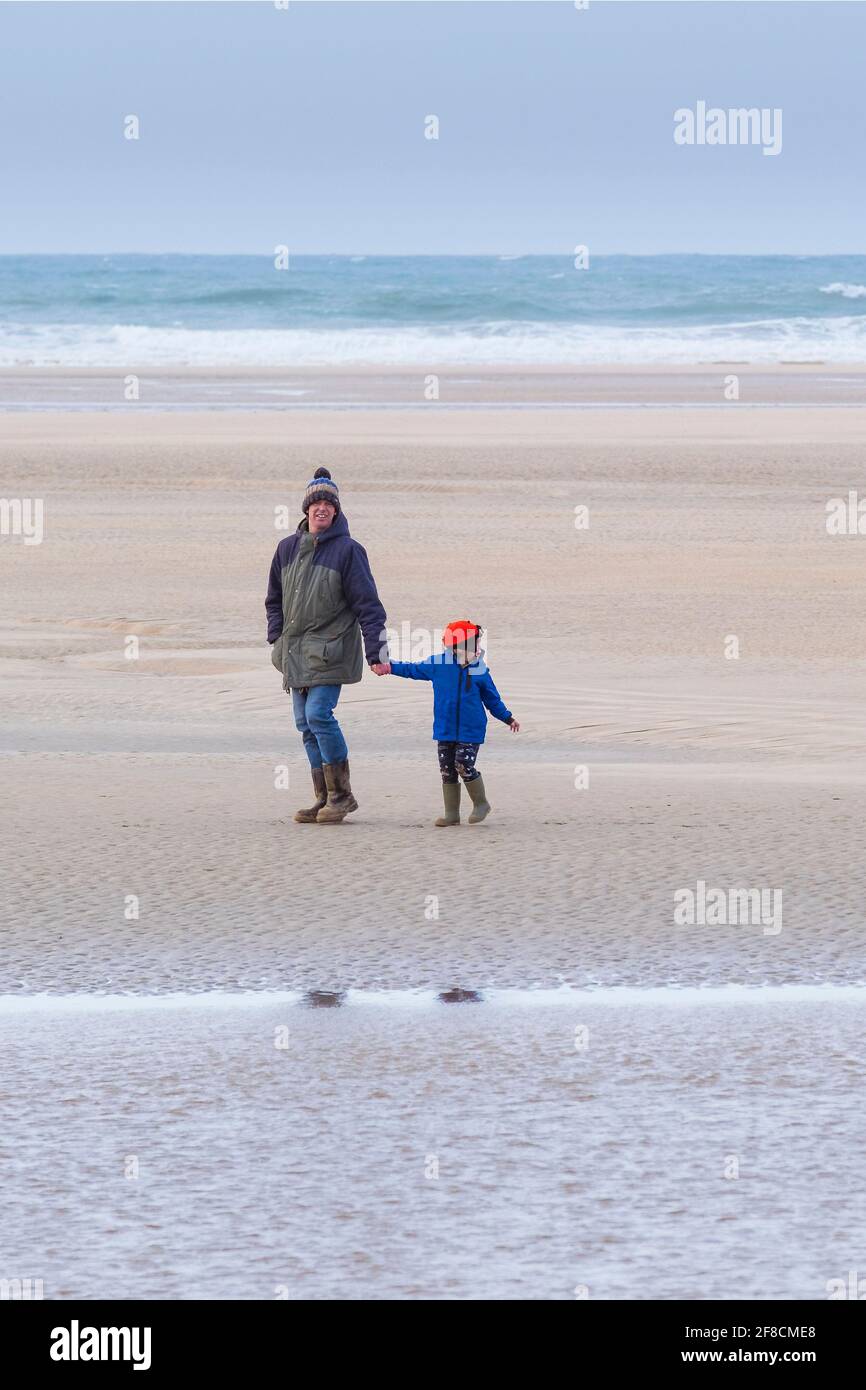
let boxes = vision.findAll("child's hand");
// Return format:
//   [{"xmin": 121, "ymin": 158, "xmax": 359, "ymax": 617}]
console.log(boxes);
[
  {"xmin": 508, "ymin": 717, "xmax": 520, "ymax": 732},
  {"xmin": 371, "ymin": 662, "xmax": 391, "ymax": 676}
]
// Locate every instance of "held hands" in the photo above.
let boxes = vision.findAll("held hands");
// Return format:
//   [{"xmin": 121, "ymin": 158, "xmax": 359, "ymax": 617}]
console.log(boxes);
[{"xmin": 371, "ymin": 662, "xmax": 392, "ymax": 676}]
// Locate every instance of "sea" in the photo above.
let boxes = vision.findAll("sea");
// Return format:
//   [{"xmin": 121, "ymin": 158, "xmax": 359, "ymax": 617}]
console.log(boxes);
[{"xmin": 2, "ymin": 253, "xmax": 866, "ymax": 366}]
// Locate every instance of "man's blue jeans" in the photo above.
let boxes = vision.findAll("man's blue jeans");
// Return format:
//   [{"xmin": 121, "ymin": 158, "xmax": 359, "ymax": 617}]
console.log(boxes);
[{"xmin": 292, "ymin": 685, "xmax": 348, "ymax": 768}]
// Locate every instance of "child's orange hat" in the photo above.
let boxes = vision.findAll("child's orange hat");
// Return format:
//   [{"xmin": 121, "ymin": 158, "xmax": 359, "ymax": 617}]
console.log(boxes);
[{"xmin": 442, "ymin": 620, "xmax": 482, "ymax": 647}]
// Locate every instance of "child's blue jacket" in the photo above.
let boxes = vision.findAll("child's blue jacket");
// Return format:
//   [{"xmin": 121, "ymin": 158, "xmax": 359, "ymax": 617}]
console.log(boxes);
[{"xmin": 389, "ymin": 651, "xmax": 512, "ymax": 743}]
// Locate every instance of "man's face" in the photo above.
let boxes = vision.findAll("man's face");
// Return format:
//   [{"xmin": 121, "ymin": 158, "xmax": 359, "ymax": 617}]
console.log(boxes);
[{"xmin": 308, "ymin": 500, "xmax": 336, "ymax": 533}]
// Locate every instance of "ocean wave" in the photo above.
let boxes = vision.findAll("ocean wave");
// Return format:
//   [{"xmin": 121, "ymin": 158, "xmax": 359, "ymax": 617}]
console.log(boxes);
[
  {"xmin": 1, "ymin": 316, "xmax": 866, "ymax": 366},
  {"xmin": 820, "ymin": 282, "xmax": 866, "ymax": 299}
]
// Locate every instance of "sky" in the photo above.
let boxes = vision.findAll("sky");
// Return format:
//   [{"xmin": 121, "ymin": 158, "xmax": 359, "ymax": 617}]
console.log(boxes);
[{"xmin": 0, "ymin": 0, "xmax": 863, "ymax": 255}]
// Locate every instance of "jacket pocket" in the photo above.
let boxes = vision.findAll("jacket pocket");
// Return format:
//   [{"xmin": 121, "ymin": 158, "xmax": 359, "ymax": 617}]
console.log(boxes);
[
  {"xmin": 270, "ymin": 634, "xmax": 284, "ymax": 672},
  {"xmin": 303, "ymin": 635, "xmax": 330, "ymax": 670}
]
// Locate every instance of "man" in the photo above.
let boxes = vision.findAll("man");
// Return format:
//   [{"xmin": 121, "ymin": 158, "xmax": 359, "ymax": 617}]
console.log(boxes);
[{"xmin": 266, "ymin": 468, "xmax": 387, "ymax": 824}]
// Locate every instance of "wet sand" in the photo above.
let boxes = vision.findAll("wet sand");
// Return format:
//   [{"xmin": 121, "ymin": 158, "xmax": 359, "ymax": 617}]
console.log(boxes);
[
  {"xmin": 3, "ymin": 361, "xmax": 866, "ymax": 408},
  {"xmin": 3, "ymin": 990, "xmax": 864, "ymax": 1300}
]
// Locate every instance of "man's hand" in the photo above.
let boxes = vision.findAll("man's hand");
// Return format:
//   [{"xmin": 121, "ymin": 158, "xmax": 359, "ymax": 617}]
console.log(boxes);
[
  {"xmin": 508, "ymin": 717, "xmax": 520, "ymax": 732},
  {"xmin": 371, "ymin": 662, "xmax": 392, "ymax": 676}
]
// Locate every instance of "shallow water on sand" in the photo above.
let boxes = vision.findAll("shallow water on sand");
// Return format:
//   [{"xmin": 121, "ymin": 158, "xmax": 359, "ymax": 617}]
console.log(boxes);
[{"xmin": 3, "ymin": 991, "xmax": 864, "ymax": 1300}]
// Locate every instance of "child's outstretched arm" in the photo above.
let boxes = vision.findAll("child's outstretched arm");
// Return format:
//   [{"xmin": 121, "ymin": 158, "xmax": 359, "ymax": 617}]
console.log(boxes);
[
  {"xmin": 479, "ymin": 672, "xmax": 519, "ymax": 730},
  {"xmin": 372, "ymin": 658, "xmax": 434, "ymax": 680}
]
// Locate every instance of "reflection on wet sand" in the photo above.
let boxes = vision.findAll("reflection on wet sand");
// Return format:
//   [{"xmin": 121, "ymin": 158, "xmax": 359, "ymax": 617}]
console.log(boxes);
[{"xmin": 303, "ymin": 990, "xmax": 346, "ymax": 1009}]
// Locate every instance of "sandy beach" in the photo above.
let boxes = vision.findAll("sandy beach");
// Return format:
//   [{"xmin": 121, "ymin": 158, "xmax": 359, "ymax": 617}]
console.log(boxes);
[
  {"xmin": 4, "ymin": 376, "xmax": 866, "ymax": 992},
  {"xmin": 4, "ymin": 373, "xmax": 866, "ymax": 1298}
]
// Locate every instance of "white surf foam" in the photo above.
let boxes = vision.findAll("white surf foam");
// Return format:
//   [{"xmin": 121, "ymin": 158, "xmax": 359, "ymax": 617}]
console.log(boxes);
[
  {"xmin": 2, "ymin": 316, "xmax": 866, "ymax": 366},
  {"xmin": 820, "ymin": 282, "xmax": 866, "ymax": 299}
]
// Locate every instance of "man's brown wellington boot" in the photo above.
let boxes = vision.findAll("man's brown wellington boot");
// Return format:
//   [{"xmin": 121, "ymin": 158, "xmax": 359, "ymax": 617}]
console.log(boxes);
[
  {"xmin": 294, "ymin": 767, "xmax": 328, "ymax": 823},
  {"xmin": 316, "ymin": 760, "xmax": 359, "ymax": 823}
]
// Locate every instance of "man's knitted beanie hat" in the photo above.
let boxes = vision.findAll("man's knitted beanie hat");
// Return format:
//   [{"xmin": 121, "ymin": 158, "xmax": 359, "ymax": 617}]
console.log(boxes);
[{"xmin": 303, "ymin": 467, "xmax": 340, "ymax": 514}]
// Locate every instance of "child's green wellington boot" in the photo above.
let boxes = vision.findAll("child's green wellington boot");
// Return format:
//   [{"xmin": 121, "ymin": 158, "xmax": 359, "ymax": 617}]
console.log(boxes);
[
  {"xmin": 434, "ymin": 780, "xmax": 461, "ymax": 827},
  {"xmin": 465, "ymin": 775, "xmax": 491, "ymax": 823}
]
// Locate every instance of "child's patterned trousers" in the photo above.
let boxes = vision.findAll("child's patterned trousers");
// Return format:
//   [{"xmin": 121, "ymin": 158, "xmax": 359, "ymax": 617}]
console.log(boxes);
[{"xmin": 437, "ymin": 741, "xmax": 481, "ymax": 783}]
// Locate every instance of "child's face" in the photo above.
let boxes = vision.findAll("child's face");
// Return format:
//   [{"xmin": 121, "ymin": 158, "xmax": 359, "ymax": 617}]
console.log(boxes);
[{"xmin": 452, "ymin": 639, "xmax": 477, "ymax": 665}]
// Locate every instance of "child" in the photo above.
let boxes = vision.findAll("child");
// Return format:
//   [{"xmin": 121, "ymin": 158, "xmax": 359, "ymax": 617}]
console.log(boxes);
[{"xmin": 372, "ymin": 621, "xmax": 519, "ymax": 825}]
